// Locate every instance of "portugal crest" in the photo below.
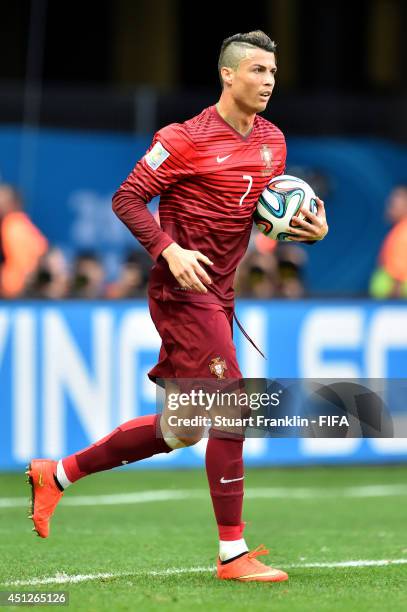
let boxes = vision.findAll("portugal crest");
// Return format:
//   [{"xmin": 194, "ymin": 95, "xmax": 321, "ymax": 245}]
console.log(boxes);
[
  {"xmin": 260, "ymin": 144, "xmax": 273, "ymax": 176},
  {"xmin": 209, "ymin": 357, "xmax": 227, "ymax": 379}
]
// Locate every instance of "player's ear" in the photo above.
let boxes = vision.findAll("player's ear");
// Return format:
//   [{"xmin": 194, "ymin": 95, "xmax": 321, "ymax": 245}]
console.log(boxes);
[{"xmin": 221, "ymin": 66, "xmax": 234, "ymax": 87}]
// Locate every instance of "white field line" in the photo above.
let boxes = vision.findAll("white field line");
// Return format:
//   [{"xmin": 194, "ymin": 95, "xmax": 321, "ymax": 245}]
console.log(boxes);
[
  {"xmin": 4, "ymin": 559, "xmax": 407, "ymax": 587},
  {"xmin": 288, "ymin": 559, "xmax": 407, "ymax": 568},
  {"xmin": 2, "ymin": 483, "xmax": 407, "ymax": 509}
]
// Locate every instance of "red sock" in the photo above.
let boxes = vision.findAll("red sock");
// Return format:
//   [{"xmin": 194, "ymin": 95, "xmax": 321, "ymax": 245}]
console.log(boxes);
[
  {"xmin": 205, "ymin": 430, "xmax": 245, "ymax": 541},
  {"xmin": 62, "ymin": 414, "xmax": 171, "ymax": 483}
]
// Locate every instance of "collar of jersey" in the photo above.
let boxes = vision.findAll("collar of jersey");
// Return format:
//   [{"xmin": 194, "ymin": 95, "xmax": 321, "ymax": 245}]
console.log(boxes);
[{"xmin": 212, "ymin": 105, "xmax": 256, "ymax": 141}]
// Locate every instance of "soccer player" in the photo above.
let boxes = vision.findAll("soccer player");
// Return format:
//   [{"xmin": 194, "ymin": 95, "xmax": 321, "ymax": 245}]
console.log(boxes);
[{"xmin": 27, "ymin": 31, "xmax": 328, "ymax": 582}]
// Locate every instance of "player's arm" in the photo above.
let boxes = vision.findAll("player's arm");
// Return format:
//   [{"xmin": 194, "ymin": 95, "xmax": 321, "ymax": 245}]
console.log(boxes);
[
  {"xmin": 112, "ymin": 128, "xmax": 181, "ymax": 261},
  {"xmin": 288, "ymin": 197, "xmax": 329, "ymax": 242},
  {"xmin": 273, "ymin": 139, "xmax": 328, "ymax": 243},
  {"xmin": 161, "ymin": 242, "xmax": 213, "ymax": 293},
  {"xmin": 112, "ymin": 125, "xmax": 212, "ymax": 293}
]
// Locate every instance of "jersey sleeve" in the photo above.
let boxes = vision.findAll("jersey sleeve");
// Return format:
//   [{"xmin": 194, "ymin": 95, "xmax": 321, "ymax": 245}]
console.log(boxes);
[{"xmin": 112, "ymin": 124, "xmax": 195, "ymax": 261}]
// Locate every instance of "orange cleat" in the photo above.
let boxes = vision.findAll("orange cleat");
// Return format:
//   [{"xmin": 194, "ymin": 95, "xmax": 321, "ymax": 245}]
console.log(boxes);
[
  {"xmin": 26, "ymin": 459, "xmax": 63, "ymax": 538},
  {"xmin": 217, "ymin": 545, "xmax": 288, "ymax": 582}
]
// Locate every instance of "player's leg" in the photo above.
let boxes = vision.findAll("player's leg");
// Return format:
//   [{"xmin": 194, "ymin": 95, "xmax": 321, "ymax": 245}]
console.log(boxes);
[
  {"xmin": 27, "ymin": 378, "xmax": 206, "ymax": 539},
  {"xmin": 199, "ymin": 305, "xmax": 288, "ymax": 582},
  {"xmin": 27, "ymin": 298, "xmax": 177, "ymax": 538},
  {"xmin": 27, "ymin": 385, "xmax": 207, "ymax": 539},
  {"xmin": 27, "ymin": 412, "xmax": 174, "ymax": 537},
  {"xmin": 27, "ymin": 299, "xmax": 205, "ymax": 538},
  {"xmin": 159, "ymin": 379, "xmax": 207, "ymax": 448},
  {"xmin": 193, "ymin": 306, "xmax": 248, "ymax": 561},
  {"xmin": 151, "ymin": 300, "xmax": 252, "ymax": 569},
  {"xmin": 208, "ymin": 423, "xmax": 286, "ymax": 581}
]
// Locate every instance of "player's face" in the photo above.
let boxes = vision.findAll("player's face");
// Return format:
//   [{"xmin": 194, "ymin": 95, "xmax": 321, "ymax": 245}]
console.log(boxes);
[{"xmin": 231, "ymin": 49, "xmax": 277, "ymax": 113}]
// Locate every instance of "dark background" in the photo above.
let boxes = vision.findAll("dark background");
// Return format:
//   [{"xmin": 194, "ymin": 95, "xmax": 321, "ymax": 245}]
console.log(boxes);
[{"xmin": 1, "ymin": 0, "xmax": 406, "ymax": 137}]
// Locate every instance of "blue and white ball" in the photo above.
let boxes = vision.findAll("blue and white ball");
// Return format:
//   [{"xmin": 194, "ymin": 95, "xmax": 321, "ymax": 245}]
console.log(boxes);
[{"xmin": 254, "ymin": 175, "xmax": 317, "ymax": 241}]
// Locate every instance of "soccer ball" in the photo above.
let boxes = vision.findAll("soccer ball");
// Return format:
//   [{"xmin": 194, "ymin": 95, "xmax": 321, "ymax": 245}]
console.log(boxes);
[{"xmin": 254, "ymin": 175, "xmax": 317, "ymax": 241}]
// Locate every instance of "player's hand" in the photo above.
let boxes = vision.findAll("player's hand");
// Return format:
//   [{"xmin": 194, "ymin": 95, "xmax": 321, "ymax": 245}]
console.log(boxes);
[
  {"xmin": 161, "ymin": 243, "xmax": 213, "ymax": 293},
  {"xmin": 289, "ymin": 197, "xmax": 329, "ymax": 242}
]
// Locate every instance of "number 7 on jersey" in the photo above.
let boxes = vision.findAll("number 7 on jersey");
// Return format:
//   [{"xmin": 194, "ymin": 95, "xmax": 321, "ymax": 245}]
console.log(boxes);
[{"xmin": 239, "ymin": 175, "xmax": 253, "ymax": 206}]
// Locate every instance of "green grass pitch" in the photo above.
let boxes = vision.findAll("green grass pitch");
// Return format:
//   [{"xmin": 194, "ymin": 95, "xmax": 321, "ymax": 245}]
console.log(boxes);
[{"xmin": 0, "ymin": 465, "xmax": 406, "ymax": 611}]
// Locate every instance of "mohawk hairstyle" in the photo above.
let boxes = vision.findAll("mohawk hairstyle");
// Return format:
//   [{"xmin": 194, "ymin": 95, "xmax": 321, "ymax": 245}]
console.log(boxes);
[{"xmin": 218, "ymin": 30, "xmax": 277, "ymax": 87}]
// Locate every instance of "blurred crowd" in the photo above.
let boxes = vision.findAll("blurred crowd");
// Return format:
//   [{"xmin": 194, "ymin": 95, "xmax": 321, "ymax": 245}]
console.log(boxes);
[
  {"xmin": 0, "ymin": 181, "xmax": 310, "ymax": 300},
  {"xmin": 369, "ymin": 186, "xmax": 407, "ymax": 298},
  {"xmin": 1, "ymin": 181, "xmax": 406, "ymax": 300},
  {"xmin": 0, "ymin": 183, "xmax": 151, "ymax": 300}
]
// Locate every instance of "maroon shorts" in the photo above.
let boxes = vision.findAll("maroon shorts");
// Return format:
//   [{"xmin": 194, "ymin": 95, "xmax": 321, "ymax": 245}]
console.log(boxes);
[{"xmin": 148, "ymin": 297, "xmax": 243, "ymax": 385}]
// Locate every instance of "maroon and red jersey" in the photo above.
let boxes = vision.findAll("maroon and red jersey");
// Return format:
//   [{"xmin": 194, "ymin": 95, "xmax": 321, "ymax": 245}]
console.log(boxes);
[{"xmin": 113, "ymin": 105, "xmax": 286, "ymax": 306}]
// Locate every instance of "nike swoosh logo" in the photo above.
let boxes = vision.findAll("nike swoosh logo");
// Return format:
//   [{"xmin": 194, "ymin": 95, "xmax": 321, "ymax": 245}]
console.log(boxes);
[
  {"xmin": 38, "ymin": 472, "xmax": 44, "ymax": 487},
  {"xmin": 220, "ymin": 476, "xmax": 244, "ymax": 484},
  {"xmin": 217, "ymin": 154, "xmax": 232, "ymax": 163}
]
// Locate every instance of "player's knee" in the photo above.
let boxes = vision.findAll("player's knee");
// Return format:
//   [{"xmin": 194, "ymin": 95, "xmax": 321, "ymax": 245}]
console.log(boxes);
[
  {"xmin": 162, "ymin": 431, "xmax": 202, "ymax": 449},
  {"xmin": 160, "ymin": 410, "xmax": 204, "ymax": 448},
  {"xmin": 160, "ymin": 416, "xmax": 203, "ymax": 449}
]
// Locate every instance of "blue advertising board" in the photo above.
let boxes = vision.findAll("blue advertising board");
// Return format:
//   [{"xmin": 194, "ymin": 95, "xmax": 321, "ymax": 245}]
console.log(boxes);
[{"xmin": 1, "ymin": 300, "xmax": 406, "ymax": 470}]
